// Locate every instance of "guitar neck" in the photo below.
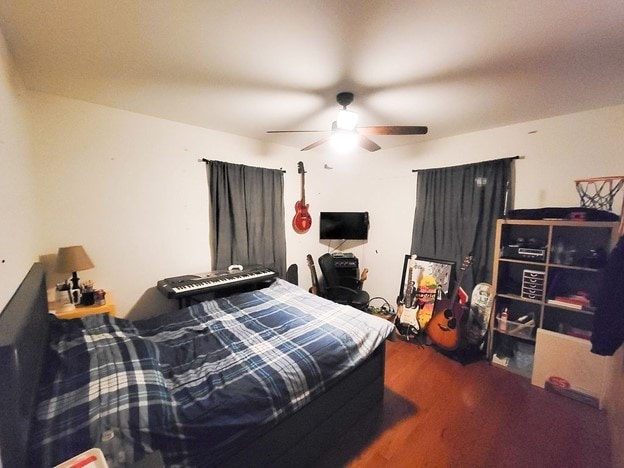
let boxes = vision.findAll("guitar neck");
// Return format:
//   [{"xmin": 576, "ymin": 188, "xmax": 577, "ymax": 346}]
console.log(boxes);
[
  {"xmin": 310, "ymin": 264, "xmax": 318, "ymax": 283},
  {"xmin": 449, "ymin": 275, "xmax": 462, "ymax": 304},
  {"xmin": 448, "ymin": 256, "xmax": 473, "ymax": 305},
  {"xmin": 306, "ymin": 255, "xmax": 319, "ymax": 290}
]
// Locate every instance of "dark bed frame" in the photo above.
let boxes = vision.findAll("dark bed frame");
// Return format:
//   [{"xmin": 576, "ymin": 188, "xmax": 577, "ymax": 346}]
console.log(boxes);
[
  {"xmin": 0, "ymin": 263, "xmax": 49, "ymax": 467},
  {"xmin": 0, "ymin": 263, "xmax": 386, "ymax": 467}
]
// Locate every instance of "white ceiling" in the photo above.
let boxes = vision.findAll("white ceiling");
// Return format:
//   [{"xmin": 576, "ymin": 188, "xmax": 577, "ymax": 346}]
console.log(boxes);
[{"xmin": 2, "ymin": 0, "xmax": 624, "ymax": 151}]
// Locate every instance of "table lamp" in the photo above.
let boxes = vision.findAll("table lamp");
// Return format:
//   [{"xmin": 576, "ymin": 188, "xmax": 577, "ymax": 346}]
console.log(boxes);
[{"xmin": 56, "ymin": 245, "xmax": 94, "ymax": 290}]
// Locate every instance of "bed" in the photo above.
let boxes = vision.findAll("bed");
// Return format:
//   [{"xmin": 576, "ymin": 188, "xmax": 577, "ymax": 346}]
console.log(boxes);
[{"xmin": 0, "ymin": 263, "xmax": 394, "ymax": 467}]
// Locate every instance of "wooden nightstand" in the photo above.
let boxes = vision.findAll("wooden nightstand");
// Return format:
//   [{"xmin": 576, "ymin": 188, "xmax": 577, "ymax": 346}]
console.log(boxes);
[{"xmin": 51, "ymin": 294, "xmax": 116, "ymax": 319}]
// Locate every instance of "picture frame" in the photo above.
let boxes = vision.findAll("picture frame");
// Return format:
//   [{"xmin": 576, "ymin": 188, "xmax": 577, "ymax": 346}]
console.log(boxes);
[{"xmin": 397, "ymin": 255, "xmax": 455, "ymax": 330}]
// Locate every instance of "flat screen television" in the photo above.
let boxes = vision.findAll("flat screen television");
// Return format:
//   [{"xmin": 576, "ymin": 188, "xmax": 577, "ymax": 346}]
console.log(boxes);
[{"xmin": 319, "ymin": 211, "xmax": 369, "ymax": 240}]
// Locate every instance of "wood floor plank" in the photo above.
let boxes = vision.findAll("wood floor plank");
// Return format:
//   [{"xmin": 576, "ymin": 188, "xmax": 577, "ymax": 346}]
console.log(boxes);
[{"xmin": 317, "ymin": 338, "xmax": 612, "ymax": 467}]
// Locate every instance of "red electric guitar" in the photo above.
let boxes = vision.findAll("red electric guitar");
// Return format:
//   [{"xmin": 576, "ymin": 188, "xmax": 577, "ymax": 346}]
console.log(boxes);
[
  {"xmin": 293, "ymin": 161, "xmax": 312, "ymax": 233},
  {"xmin": 426, "ymin": 255, "xmax": 473, "ymax": 351}
]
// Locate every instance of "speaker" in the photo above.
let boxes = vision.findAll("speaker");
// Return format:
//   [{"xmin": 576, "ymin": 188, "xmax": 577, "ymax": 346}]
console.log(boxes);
[
  {"xmin": 336, "ymin": 266, "xmax": 358, "ymax": 279},
  {"xmin": 332, "ymin": 255, "xmax": 358, "ymax": 279}
]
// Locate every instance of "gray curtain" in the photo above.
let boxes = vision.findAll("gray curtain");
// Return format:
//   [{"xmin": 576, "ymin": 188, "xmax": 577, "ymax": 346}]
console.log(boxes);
[
  {"xmin": 410, "ymin": 157, "xmax": 514, "ymax": 294},
  {"xmin": 207, "ymin": 160, "xmax": 287, "ymax": 277}
]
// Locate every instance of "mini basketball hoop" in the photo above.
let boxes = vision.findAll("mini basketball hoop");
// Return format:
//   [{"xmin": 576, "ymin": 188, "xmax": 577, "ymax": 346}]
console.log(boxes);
[
  {"xmin": 575, "ymin": 176, "xmax": 624, "ymax": 235},
  {"xmin": 575, "ymin": 176, "xmax": 624, "ymax": 211}
]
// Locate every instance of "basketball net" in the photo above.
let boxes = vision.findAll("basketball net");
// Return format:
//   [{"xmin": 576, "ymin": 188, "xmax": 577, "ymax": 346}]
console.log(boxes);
[{"xmin": 575, "ymin": 176, "xmax": 624, "ymax": 235}]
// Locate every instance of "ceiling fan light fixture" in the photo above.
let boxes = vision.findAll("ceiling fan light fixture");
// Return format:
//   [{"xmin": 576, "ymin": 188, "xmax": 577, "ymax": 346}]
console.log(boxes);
[
  {"xmin": 336, "ymin": 109, "xmax": 358, "ymax": 130},
  {"xmin": 330, "ymin": 129, "xmax": 358, "ymax": 152},
  {"xmin": 267, "ymin": 91, "xmax": 427, "ymax": 152}
]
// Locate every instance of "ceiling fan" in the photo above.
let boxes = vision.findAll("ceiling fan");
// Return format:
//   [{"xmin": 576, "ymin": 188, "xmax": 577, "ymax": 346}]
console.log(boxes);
[{"xmin": 267, "ymin": 92, "xmax": 428, "ymax": 152}]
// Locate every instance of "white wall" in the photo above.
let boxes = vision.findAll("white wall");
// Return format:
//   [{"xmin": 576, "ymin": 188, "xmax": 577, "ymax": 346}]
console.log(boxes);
[
  {"xmin": 0, "ymin": 27, "xmax": 39, "ymax": 311},
  {"xmin": 392, "ymin": 107, "xmax": 624, "ymax": 210},
  {"xmin": 27, "ymin": 92, "xmax": 307, "ymax": 319},
  {"xmin": 26, "ymin": 92, "xmax": 624, "ymax": 318}
]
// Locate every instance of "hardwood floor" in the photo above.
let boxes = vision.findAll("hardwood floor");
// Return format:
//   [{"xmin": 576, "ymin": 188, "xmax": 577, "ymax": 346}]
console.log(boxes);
[{"xmin": 317, "ymin": 338, "xmax": 613, "ymax": 467}]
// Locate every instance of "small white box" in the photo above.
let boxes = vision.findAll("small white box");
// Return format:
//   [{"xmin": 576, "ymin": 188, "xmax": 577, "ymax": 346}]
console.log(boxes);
[
  {"xmin": 55, "ymin": 448, "xmax": 109, "ymax": 468},
  {"xmin": 532, "ymin": 328, "xmax": 623, "ymax": 409}
]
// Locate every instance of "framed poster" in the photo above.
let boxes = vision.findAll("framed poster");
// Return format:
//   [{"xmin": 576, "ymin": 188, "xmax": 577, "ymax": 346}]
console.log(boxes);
[{"xmin": 398, "ymin": 255, "xmax": 455, "ymax": 330}]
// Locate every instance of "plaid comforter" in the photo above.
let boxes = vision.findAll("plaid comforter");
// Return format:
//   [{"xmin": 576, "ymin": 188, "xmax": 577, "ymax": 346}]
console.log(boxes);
[{"xmin": 28, "ymin": 279, "xmax": 393, "ymax": 467}]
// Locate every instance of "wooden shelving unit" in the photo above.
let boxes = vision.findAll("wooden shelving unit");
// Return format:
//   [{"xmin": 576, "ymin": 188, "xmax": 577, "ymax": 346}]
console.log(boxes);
[{"xmin": 487, "ymin": 219, "xmax": 619, "ymax": 378}]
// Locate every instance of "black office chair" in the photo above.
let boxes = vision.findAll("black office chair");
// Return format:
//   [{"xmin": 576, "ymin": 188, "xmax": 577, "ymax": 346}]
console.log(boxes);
[{"xmin": 318, "ymin": 253, "xmax": 369, "ymax": 310}]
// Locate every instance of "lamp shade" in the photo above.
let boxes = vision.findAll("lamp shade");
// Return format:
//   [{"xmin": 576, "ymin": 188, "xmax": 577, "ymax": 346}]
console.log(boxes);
[{"xmin": 56, "ymin": 245, "xmax": 94, "ymax": 273}]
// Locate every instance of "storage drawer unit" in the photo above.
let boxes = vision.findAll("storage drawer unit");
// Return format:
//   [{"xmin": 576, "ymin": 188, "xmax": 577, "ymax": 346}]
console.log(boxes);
[{"xmin": 521, "ymin": 269, "xmax": 544, "ymax": 300}]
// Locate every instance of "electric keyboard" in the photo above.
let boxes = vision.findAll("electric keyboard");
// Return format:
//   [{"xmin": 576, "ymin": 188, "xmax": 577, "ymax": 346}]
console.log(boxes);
[{"xmin": 157, "ymin": 265, "xmax": 277, "ymax": 299}]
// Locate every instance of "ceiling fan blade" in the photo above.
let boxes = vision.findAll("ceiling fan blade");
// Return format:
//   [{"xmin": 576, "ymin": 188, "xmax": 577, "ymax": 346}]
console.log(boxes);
[
  {"xmin": 301, "ymin": 137, "xmax": 331, "ymax": 151},
  {"xmin": 358, "ymin": 135, "xmax": 381, "ymax": 152},
  {"xmin": 267, "ymin": 130, "xmax": 327, "ymax": 133},
  {"xmin": 358, "ymin": 126, "xmax": 428, "ymax": 135}
]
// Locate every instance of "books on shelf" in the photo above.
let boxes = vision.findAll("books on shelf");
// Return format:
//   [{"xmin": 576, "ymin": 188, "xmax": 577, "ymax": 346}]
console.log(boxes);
[
  {"xmin": 547, "ymin": 294, "xmax": 595, "ymax": 311},
  {"xmin": 565, "ymin": 327, "xmax": 592, "ymax": 340},
  {"xmin": 547, "ymin": 299, "xmax": 583, "ymax": 309}
]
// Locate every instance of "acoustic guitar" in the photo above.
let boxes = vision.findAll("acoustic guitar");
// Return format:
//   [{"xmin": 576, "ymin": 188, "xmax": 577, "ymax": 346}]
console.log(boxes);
[
  {"xmin": 306, "ymin": 254, "xmax": 320, "ymax": 295},
  {"xmin": 293, "ymin": 161, "xmax": 312, "ymax": 233},
  {"xmin": 426, "ymin": 255, "xmax": 473, "ymax": 351}
]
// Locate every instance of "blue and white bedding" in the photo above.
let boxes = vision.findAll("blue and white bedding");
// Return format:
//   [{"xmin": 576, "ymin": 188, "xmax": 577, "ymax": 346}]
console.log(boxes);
[{"xmin": 28, "ymin": 279, "xmax": 394, "ymax": 467}]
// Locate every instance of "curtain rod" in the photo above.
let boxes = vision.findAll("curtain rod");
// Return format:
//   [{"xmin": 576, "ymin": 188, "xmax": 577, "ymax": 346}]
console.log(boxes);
[
  {"xmin": 200, "ymin": 158, "xmax": 286, "ymax": 173},
  {"xmin": 411, "ymin": 155, "xmax": 523, "ymax": 172}
]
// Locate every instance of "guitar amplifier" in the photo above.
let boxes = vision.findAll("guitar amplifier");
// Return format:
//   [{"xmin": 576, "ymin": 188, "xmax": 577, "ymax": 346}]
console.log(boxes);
[
  {"xmin": 331, "ymin": 253, "xmax": 359, "ymax": 279},
  {"xmin": 333, "ymin": 257, "xmax": 359, "ymax": 268},
  {"xmin": 331, "ymin": 253, "xmax": 359, "ymax": 269}
]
